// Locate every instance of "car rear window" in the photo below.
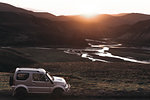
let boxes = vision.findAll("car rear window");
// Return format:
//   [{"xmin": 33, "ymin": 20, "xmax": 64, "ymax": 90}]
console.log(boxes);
[{"xmin": 16, "ymin": 73, "xmax": 29, "ymax": 80}]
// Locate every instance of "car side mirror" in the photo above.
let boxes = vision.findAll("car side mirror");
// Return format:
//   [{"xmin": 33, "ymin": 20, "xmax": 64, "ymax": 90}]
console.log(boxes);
[
  {"xmin": 45, "ymin": 78, "xmax": 49, "ymax": 82},
  {"xmin": 45, "ymin": 78, "xmax": 53, "ymax": 84}
]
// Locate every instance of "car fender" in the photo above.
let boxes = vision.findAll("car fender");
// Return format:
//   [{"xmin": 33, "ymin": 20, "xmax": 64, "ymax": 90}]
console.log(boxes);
[
  {"xmin": 13, "ymin": 84, "xmax": 29, "ymax": 94},
  {"xmin": 52, "ymin": 85, "xmax": 65, "ymax": 92}
]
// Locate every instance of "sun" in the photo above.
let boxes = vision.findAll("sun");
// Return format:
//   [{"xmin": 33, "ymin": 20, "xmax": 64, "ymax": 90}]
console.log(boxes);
[{"xmin": 81, "ymin": 13, "xmax": 98, "ymax": 18}]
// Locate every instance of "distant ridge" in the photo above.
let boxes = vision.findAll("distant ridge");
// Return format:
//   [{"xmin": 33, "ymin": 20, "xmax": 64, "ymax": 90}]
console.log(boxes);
[
  {"xmin": 117, "ymin": 13, "xmax": 150, "ymax": 24},
  {"xmin": 111, "ymin": 13, "xmax": 129, "ymax": 16},
  {"xmin": 0, "ymin": 2, "xmax": 150, "ymax": 46},
  {"xmin": 0, "ymin": 2, "xmax": 58, "ymax": 20},
  {"xmin": 118, "ymin": 19, "xmax": 150, "ymax": 46}
]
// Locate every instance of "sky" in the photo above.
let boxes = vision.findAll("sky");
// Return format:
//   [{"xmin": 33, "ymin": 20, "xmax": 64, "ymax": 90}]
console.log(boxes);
[{"xmin": 0, "ymin": 0, "xmax": 150, "ymax": 16}]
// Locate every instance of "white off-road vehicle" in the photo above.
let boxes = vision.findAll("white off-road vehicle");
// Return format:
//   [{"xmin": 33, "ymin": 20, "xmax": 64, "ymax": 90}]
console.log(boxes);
[{"xmin": 9, "ymin": 68, "xmax": 70, "ymax": 97}]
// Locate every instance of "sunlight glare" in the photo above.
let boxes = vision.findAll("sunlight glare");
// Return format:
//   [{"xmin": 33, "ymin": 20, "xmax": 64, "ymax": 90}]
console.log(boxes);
[
  {"xmin": 81, "ymin": 13, "xmax": 97, "ymax": 18},
  {"xmin": 0, "ymin": 0, "xmax": 150, "ymax": 15}
]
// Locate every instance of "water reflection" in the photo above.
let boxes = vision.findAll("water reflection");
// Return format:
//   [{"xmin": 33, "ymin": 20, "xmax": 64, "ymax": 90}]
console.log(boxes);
[
  {"xmin": 81, "ymin": 53, "xmax": 108, "ymax": 62},
  {"xmin": 95, "ymin": 50, "xmax": 150, "ymax": 64},
  {"xmin": 88, "ymin": 43, "xmax": 122, "ymax": 48},
  {"xmin": 62, "ymin": 39, "xmax": 150, "ymax": 64}
]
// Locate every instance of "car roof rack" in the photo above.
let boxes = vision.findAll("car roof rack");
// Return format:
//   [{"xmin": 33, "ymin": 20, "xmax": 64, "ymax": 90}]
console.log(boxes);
[{"xmin": 18, "ymin": 70, "xmax": 40, "ymax": 73}]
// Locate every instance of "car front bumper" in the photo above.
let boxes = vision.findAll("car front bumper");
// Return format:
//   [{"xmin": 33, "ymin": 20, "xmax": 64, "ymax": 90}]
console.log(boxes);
[{"xmin": 65, "ymin": 84, "xmax": 71, "ymax": 92}]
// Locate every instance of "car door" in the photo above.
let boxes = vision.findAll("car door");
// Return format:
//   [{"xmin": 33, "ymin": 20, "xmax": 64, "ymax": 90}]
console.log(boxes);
[
  {"xmin": 45, "ymin": 73, "xmax": 55, "ymax": 93},
  {"xmin": 31, "ymin": 73, "xmax": 50, "ymax": 93}
]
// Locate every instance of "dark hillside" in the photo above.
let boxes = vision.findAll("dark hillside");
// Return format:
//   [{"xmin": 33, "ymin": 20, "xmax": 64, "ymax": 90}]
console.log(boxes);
[
  {"xmin": 117, "ymin": 13, "xmax": 150, "ymax": 24},
  {"xmin": 0, "ymin": 48, "xmax": 36, "ymax": 72},
  {"xmin": 0, "ymin": 2, "xmax": 150, "ymax": 46},
  {"xmin": 0, "ymin": 11, "xmax": 87, "ymax": 46},
  {"xmin": 118, "ymin": 19, "xmax": 150, "ymax": 46},
  {"xmin": 0, "ymin": 2, "xmax": 57, "ymax": 20}
]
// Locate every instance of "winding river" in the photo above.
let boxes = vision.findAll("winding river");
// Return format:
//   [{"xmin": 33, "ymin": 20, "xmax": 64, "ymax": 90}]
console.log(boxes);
[
  {"xmin": 1, "ymin": 38, "xmax": 150, "ymax": 64},
  {"xmin": 59, "ymin": 39, "xmax": 150, "ymax": 64}
]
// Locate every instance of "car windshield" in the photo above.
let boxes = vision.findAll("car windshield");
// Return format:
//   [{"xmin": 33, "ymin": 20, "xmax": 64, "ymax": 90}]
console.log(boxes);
[{"xmin": 47, "ymin": 72, "xmax": 54, "ymax": 81}]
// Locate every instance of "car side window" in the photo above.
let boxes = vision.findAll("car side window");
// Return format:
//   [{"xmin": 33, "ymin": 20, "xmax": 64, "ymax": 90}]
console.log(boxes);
[
  {"xmin": 32, "ymin": 73, "xmax": 46, "ymax": 81},
  {"xmin": 16, "ymin": 73, "xmax": 29, "ymax": 80}
]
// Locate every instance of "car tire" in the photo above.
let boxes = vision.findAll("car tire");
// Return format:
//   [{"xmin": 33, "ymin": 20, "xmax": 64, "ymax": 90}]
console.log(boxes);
[
  {"xmin": 15, "ymin": 88, "xmax": 27, "ymax": 99},
  {"xmin": 52, "ymin": 88, "xmax": 64, "ymax": 96}
]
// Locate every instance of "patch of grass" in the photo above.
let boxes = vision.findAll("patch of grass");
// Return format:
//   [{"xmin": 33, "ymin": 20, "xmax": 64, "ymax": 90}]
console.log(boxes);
[
  {"xmin": 0, "ymin": 48, "xmax": 36, "ymax": 72},
  {"xmin": 31, "ymin": 62, "xmax": 150, "ymax": 96},
  {"xmin": 13, "ymin": 47, "xmax": 87, "ymax": 63},
  {"xmin": 0, "ymin": 47, "xmax": 150, "ymax": 96},
  {"xmin": 0, "ymin": 73, "xmax": 10, "ymax": 90},
  {"xmin": 0, "ymin": 47, "xmax": 88, "ymax": 72},
  {"xmin": 1, "ymin": 62, "xmax": 150, "ymax": 96}
]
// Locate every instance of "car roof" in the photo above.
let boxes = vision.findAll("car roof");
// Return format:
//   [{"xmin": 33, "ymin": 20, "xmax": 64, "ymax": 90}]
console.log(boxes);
[{"xmin": 15, "ymin": 68, "xmax": 46, "ymax": 74}]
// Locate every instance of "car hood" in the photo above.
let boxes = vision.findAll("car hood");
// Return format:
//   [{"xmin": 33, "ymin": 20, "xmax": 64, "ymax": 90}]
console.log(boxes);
[{"xmin": 53, "ymin": 76, "xmax": 66, "ymax": 84}]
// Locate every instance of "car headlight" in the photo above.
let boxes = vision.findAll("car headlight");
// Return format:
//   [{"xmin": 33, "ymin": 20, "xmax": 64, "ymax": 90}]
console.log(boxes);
[{"xmin": 61, "ymin": 84, "xmax": 66, "ymax": 87}]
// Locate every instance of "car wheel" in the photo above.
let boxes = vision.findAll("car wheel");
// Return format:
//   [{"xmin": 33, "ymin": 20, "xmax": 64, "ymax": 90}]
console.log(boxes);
[
  {"xmin": 15, "ymin": 88, "xmax": 27, "ymax": 99},
  {"xmin": 52, "ymin": 88, "xmax": 64, "ymax": 96}
]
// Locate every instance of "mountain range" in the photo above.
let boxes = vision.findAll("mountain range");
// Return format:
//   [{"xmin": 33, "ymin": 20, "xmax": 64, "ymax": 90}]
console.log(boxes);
[{"xmin": 0, "ymin": 2, "xmax": 150, "ymax": 46}]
